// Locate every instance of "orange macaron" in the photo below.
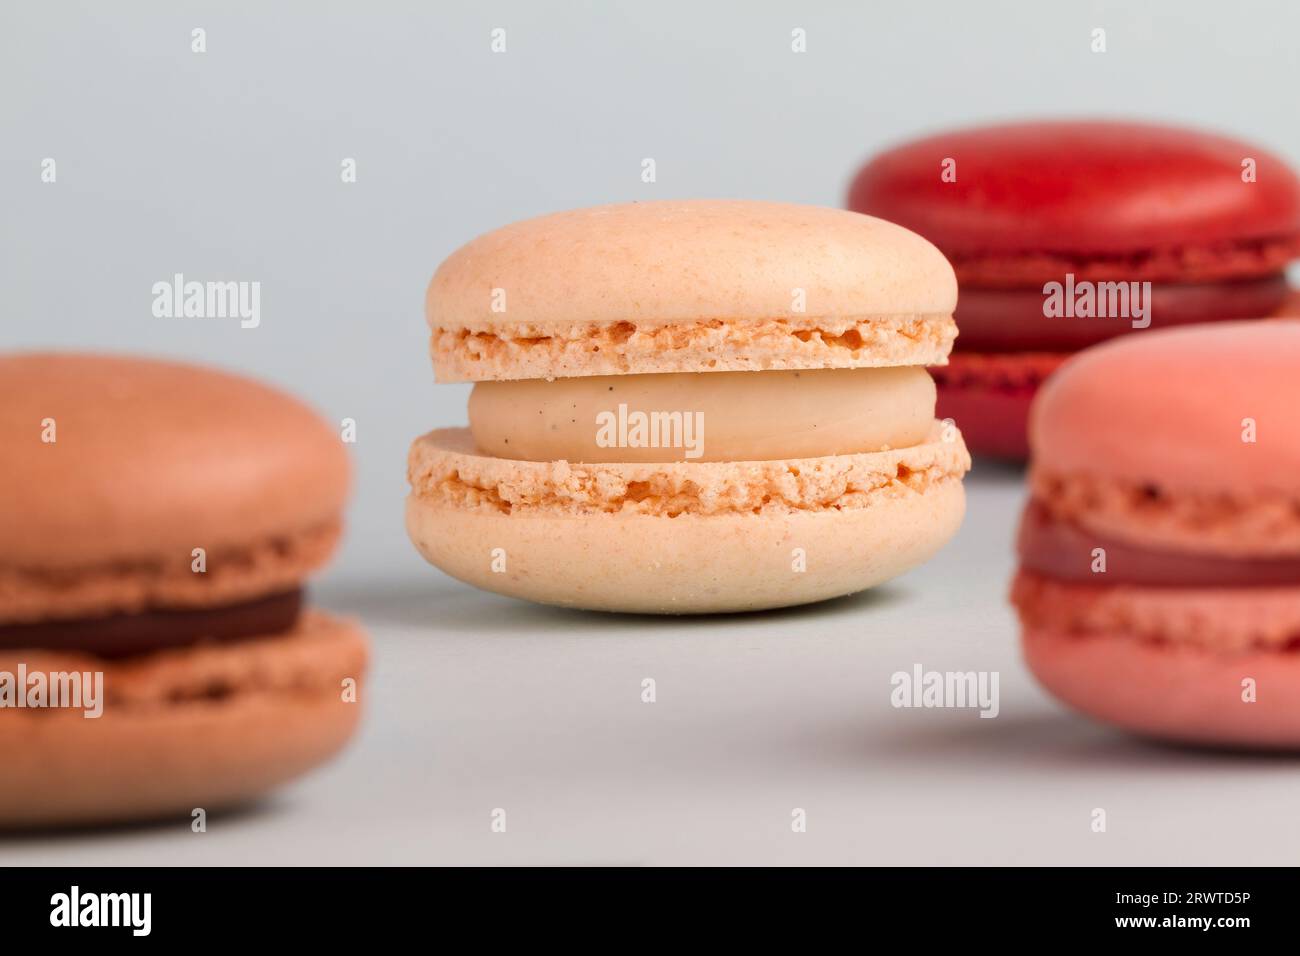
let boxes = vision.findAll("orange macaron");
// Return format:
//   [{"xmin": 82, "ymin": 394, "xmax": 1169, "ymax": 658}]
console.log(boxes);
[
  {"xmin": 1012, "ymin": 321, "xmax": 1300, "ymax": 747},
  {"xmin": 0, "ymin": 353, "xmax": 368, "ymax": 825}
]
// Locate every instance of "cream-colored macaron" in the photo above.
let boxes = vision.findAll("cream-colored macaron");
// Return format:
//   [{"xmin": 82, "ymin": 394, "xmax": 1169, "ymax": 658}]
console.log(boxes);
[{"xmin": 408, "ymin": 200, "xmax": 970, "ymax": 613}]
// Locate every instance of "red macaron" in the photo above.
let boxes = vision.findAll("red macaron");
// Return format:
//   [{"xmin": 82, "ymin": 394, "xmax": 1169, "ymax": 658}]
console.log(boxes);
[
  {"xmin": 1012, "ymin": 321, "xmax": 1300, "ymax": 748},
  {"xmin": 848, "ymin": 120, "xmax": 1300, "ymax": 458}
]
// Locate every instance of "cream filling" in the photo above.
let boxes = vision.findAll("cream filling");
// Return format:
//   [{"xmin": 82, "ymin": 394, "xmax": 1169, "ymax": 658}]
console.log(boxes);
[{"xmin": 467, "ymin": 367, "xmax": 935, "ymax": 463}]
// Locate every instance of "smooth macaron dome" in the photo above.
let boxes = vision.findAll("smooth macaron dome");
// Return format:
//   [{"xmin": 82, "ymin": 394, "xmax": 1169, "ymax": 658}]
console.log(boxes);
[
  {"xmin": 0, "ymin": 353, "xmax": 366, "ymax": 825},
  {"xmin": 1012, "ymin": 321, "xmax": 1300, "ymax": 747},
  {"xmin": 848, "ymin": 120, "xmax": 1300, "ymax": 458},
  {"xmin": 427, "ymin": 199, "xmax": 959, "ymax": 380},
  {"xmin": 410, "ymin": 200, "xmax": 971, "ymax": 613}
]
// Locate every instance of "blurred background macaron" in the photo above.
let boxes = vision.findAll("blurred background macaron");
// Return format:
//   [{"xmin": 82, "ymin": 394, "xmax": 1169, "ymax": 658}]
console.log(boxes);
[
  {"xmin": 848, "ymin": 120, "xmax": 1300, "ymax": 459},
  {"xmin": 407, "ymin": 200, "xmax": 971, "ymax": 614},
  {"xmin": 0, "ymin": 353, "xmax": 368, "ymax": 826},
  {"xmin": 1011, "ymin": 321, "xmax": 1300, "ymax": 748}
]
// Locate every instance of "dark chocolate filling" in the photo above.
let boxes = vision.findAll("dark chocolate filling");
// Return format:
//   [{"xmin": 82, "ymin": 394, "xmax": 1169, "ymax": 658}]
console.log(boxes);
[
  {"xmin": 0, "ymin": 589, "xmax": 302, "ymax": 660},
  {"xmin": 1018, "ymin": 500, "xmax": 1300, "ymax": 587}
]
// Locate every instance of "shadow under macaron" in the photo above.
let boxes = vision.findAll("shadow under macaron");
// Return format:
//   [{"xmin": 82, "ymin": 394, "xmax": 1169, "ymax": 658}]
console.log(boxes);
[
  {"xmin": 0, "ymin": 795, "xmax": 288, "ymax": 841},
  {"xmin": 320, "ymin": 579, "xmax": 914, "ymax": 636}
]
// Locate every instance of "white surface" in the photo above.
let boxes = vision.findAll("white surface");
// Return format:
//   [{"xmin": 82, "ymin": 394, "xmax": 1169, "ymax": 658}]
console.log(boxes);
[{"xmin": 10, "ymin": 466, "xmax": 1300, "ymax": 867}]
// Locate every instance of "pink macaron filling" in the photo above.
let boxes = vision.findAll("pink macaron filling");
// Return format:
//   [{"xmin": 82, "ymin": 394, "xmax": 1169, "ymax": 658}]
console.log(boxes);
[{"xmin": 1018, "ymin": 499, "xmax": 1300, "ymax": 588}]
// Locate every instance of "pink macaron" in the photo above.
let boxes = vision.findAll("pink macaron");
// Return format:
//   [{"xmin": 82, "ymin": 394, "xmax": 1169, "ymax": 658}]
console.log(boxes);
[{"xmin": 1012, "ymin": 320, "xmax": 1300, "ymax": 748}]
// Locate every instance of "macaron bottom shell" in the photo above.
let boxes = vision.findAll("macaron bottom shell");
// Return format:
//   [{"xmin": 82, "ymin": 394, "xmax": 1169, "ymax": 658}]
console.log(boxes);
[
  {"xmin": 406, "ymin": 479, "xmax": 965, "ymax": 614},
  {"xmin": 0, "ymin": 611, "xmax": 367, "ymax": 827},
  {"xmin": 1023, "ymin": 625, "xmax": 1300, "ymax": 750},
  {"xmin": 406, "ymin": 422, "xmax": 970, "ymax": 613}
]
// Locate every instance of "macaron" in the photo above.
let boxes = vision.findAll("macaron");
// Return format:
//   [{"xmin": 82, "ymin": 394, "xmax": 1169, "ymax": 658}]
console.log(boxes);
[
  {"xmin": 0, "ymin": 354, "xmax": 367, "ymax": 826},
  {"xmin": 407, "ymin": 200, "xmax": 971, "ymax": 614},
  {"xmin": 1011, "ymin": 321, "xmax": 1300, "ymax": 748},
  {"xmin": 848, "ymin": 120, "xmax": 1300, "ymax": 458}
]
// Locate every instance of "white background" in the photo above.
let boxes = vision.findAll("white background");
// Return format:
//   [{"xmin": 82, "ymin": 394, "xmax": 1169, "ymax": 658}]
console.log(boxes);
[{"xmin": 4, "ymin": 1, "xmax": 1299, "ymax": 864}]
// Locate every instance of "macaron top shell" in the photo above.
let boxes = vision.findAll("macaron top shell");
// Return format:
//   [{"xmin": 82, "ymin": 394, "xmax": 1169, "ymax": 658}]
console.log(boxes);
[
  {"xmin": 848, "ymin": 120, "xmax": 1300, "ymax": 265},
  {"xmin": 426, "ymin": 200, "xmax": 957, "ymax": 381},
  {"xmin": 0, "ymin": 353, "xmax": 350, "ymax": 568},
  {"xmin": 1029, "ymin": 321, "xmax": 1300, "ymax": 497}
]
